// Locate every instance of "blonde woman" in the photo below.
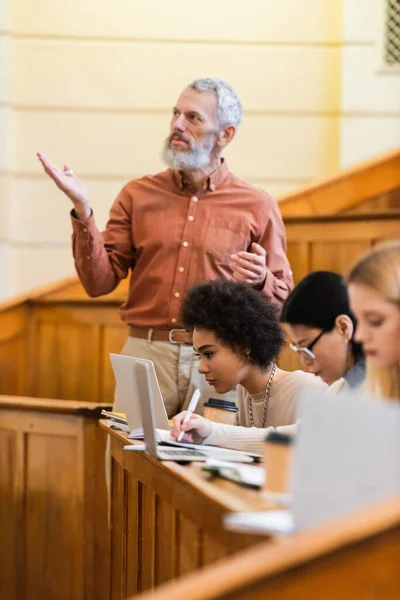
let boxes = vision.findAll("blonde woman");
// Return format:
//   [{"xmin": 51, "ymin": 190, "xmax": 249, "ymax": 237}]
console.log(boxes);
[{"xmin": 347, "ymin": 241, "xmax": 400, "ymax": 401}]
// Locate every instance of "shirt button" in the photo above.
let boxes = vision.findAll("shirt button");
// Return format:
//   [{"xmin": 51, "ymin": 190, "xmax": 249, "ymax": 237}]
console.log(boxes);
[
  {"xmin": 171, "ymin": 318, "xmax": 177, "ymax": 324},
  {"xmin": 182, "ymin": 241, "xmax": 189, "ymax": 247},
  {"xmin": 174, "ymin": 292, "xmax": 180, "ymax": 298},
  {"xmin": 188, "ymin": 216, "xmax": 194, "ymax": 221},
  {"xmin": 192, "ymin": 196, "xmax": 198, "ymax": 202},
  {"xmin": 83, "ymin": 228, "xmax": 88, "ymax": 233},
  {"xmin": 178, "ymin": 266, "xmax": 184, "ymax": 273}
]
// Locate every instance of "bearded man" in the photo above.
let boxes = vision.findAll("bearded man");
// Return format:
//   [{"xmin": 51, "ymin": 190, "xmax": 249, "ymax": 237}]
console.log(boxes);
[{"xmin": 38, "ymin": 77, "xmax": 293, "ymax": 416}]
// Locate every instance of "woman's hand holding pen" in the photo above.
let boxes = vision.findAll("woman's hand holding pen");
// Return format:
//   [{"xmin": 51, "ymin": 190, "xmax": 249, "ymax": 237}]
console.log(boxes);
[{"xmin": 171, "ymin": 412, "xmax": 213, "ymax": 444}]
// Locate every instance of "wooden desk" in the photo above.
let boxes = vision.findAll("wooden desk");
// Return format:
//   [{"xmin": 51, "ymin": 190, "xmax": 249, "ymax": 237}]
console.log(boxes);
[
  {"xmin": 0, "ymin": 397, "xmax": 112, "ymax": 600},
  {"xmin": 104, "ymin": 422, "xmax": 277, "ymax": 598}
]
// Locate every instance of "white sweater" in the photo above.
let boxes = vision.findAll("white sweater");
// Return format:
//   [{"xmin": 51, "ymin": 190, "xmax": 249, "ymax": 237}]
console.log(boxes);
[{"xmin": 203, "ymin": 370, "xmax": 327, "ymax": 454}]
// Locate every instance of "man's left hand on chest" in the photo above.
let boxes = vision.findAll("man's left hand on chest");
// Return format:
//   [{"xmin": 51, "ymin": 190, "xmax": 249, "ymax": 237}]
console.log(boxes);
[{"xmin": 230, "ymin": 243, "xmax": 267, "ymax": 289}]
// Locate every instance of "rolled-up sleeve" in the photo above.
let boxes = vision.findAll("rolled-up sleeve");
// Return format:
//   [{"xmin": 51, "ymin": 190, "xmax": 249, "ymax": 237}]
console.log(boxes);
[{"xmin": 71, "ymin": 187, "xmax": 135, "ymax": 297}]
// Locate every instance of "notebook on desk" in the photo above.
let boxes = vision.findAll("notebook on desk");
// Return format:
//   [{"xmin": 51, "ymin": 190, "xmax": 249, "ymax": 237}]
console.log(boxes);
[
  {"xmin": 126, "ymin": 360, "xmax": 255, "ymax": 463},
  {"xmin": 109, "ymin": 353, "xmax": 170, "ymax": 436}
]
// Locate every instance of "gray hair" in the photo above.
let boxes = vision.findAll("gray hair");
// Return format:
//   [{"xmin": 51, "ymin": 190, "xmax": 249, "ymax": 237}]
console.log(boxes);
[{"xmin": 189, "ymin": 77, "xmax": 242, "ymax": 130}]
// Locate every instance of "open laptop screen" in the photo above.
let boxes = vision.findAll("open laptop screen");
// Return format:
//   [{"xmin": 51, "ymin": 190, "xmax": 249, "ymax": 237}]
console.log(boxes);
[{"xmin": 135, "ymin": 360, "xmax": 159, "ymax": 457}]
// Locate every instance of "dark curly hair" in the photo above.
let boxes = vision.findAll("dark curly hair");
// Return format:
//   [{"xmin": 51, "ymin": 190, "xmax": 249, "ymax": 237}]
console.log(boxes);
[{"xmin": 180, "ymin": 279, "xmax": 284, "ymax": 369}]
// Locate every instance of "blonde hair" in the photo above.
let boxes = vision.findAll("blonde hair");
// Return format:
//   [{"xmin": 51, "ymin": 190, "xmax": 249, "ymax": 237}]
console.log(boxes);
[{"xmin": 348, "ymin": 241, "xmax": 400, "ymax": 401}]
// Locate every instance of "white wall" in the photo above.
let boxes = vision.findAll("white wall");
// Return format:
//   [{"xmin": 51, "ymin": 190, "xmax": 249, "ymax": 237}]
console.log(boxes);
[
  {"xmin": 0, "ymin": 1, "xmax": 12, "ymax": 299},
  {"xmin": 340, "ymin": 0, "xmax": 400, "ymax": 167}
]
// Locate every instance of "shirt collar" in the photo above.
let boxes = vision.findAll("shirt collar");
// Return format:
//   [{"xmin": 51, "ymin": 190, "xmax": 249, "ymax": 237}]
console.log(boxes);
[
  {"xmin": 173, "ymin": 158, "xmax": 229, "ymax": 193},
  {"xmin": 344, "ymin": 358, "xmax": 366, "ymax": 389}
]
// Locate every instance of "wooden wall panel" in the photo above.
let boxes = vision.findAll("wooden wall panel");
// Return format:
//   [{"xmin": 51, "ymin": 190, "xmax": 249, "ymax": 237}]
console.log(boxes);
[
  {"xmin": 285, "ymin": 216, "xmax": 400, "ymax": 249},
  {"xmin": 277, "ymin": 345, "xmax": 302, "ymax": 375},
  {"xmin": 110, "ymin": 458, "xmax": 125, "ymax": 600},
  {"xmin": 141, "ymin": 485, "xmax": 156, "ymax": 591},
  {"xmin": 155, "ymin": 498, "xmax": 177, "ymax": 586},
  {"xmin": 25, "ymin": 431, "xmax": 84, "ymax": 600},
  {"xmin": 0, "ymin": 401, "xmax": 111, "ymax": 600},
  {"xmin": 125, "ymin": 475, "xmax": 140, "ymax": 597},
  {"xmin": 0, "ymin": 429, "xmax": 20, "ymax": 600},
  {"xmin": 82, "ymin": 418, "xmax": 111, "ymax": 599},
  {"xmin": 309, "ymin": 240, "xmax": 372, "ymax": 273},
  {"xmin": 0, "ymin": 305, "xmax": 29, "ymax": 396},
  {"xmin": 202, "ymin": 534, "xmax": 227, "ymax": 566},
  {"xmin": 286, "ymin": 241, "xmax": 311, "ymax": 283},
  {"xmin": 101, "ymin": 324, "xmax": 129, "ymax": 403},
  {"xmin": 27, "ymin": 304, "xmax": 127, "ymax": 403},
  {"xmin": 177, "ymin": 515, "xmax": 202, "ymax": 577},
  {"xmin": 30, "ymin": 307, "xmax": 101, "ymax": 401}
]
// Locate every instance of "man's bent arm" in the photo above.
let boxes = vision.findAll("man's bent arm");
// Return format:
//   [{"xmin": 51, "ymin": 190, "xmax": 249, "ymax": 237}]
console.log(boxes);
[
  {"xmin": 71, "ymin": 188, "xmax": 135, "ymax": 297},
  {"xmin": 256, "ymin": 196, "xmax": 293, "ymax": 307}
]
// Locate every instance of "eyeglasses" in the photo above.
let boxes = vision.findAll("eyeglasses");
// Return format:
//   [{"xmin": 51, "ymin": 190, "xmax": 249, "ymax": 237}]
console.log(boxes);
[{"xmin": 289, "ymin": 329, "xmax": 329, "ymax": 361}]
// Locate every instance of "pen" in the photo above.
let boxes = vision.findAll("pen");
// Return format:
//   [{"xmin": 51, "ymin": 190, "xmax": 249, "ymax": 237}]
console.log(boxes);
[{"xmin": 178, "ymin": 389, "xmax": 201, "ymax": 442}]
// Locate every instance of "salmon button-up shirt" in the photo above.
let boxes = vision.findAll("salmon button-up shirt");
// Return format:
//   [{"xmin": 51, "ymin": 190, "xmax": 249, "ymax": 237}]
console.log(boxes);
[{"xmin": 71, "ymin": 161, "xmax": 293, "ymax": 328}]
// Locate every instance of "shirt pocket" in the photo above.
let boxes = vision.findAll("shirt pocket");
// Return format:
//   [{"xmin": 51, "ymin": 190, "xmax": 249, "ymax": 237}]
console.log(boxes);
[{"xmin": 203, "ymin": 218, "xmax": 249, "ymax": 262}]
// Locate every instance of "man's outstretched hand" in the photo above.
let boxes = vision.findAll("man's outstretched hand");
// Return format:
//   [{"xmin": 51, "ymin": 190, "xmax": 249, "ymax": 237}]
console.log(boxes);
[{"xmin": 37, "ymin": 152, "xmax": 91, "ymax": 220}]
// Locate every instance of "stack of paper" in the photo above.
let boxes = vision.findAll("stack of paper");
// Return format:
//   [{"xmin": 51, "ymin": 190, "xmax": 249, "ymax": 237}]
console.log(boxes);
[
  {"xmin": 129, "ymin": 428, "xmax": 171, "ymax": 441},
  {"xmin": 128, "ymin": 428, "xmax": 145, "ymax": 439},
  {"xmin": 101, "ymin": 410, "xmax": 130, "ymax": 432},
  {"xmin": 203, "ymin": 459, "xmax": 265, "ymax": 488},
  {"xmin": 224, "ymin": 511, "xmax": 295, "ymax": 535}
]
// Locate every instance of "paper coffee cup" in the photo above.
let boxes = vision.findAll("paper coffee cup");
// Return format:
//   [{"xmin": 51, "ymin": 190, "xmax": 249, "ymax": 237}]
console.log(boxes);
[
  {"xmin": 264, "ymin": 431, "xmax": 293, "ymax": 493},
  {"xmin": 203, "ymin": 398, "xmax": 238, "ymax": 425}
]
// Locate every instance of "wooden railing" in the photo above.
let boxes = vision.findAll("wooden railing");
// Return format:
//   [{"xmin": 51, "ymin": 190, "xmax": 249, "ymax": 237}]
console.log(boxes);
[{"xmin": 279, "ymin": 147, "xmax": 400, "ymax": 217}]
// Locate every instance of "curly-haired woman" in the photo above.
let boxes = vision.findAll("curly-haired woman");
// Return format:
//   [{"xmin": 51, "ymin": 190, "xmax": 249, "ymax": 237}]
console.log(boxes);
[{"xmin": 170, "ymin": 279, "xmax": 326, "ymax": 453}]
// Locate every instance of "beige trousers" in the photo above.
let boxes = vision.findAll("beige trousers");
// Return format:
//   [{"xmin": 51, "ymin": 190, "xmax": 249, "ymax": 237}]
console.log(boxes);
[{"xmin": 113, "ymin": 334, "xmax": 236, "ymax": 418}]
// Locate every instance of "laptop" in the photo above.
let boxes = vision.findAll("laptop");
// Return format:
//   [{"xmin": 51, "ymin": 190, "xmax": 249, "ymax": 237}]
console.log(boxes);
[
  {"xmin": 109, "ymin": 353, "xmax": 169, "ymax": 432},
  {"xmin": 130, "ymin": 359, "xmax": 256, "ymax": 463}
]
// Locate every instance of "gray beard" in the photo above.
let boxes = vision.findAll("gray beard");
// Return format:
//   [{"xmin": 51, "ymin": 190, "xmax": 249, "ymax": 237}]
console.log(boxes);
[{"xmin": 162, "ymin": 136, "xmax": 216, "ymax": 171}]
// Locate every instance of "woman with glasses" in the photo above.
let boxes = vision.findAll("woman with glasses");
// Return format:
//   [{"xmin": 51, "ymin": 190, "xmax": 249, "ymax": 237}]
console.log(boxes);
[
  {"xmin": 170, "ymin": 279, "xmax": 326, "ymax": 453},
  {"xmin": 280, "ymin": 271, "xmax": 365, "ymax": 392}
]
